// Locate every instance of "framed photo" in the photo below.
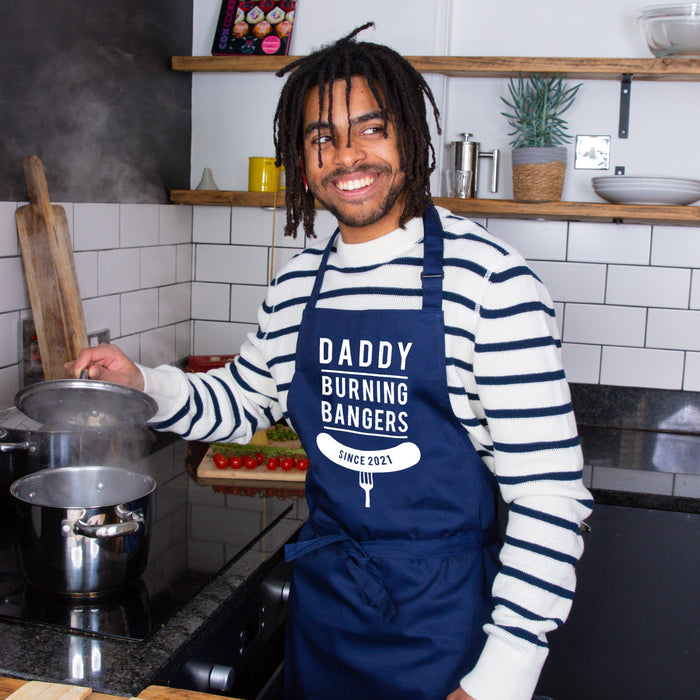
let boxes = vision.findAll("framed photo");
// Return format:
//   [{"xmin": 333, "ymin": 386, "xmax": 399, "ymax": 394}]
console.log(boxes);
[{"xmin": 212, "ymin": 0, "xmax": 297, "ymax": 56}]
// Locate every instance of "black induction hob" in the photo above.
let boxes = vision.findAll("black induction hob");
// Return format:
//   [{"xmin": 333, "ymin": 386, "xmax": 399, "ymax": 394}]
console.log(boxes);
[{"xmin": 0, "ymin": 450, "xmax": 299, "ymax": 642}]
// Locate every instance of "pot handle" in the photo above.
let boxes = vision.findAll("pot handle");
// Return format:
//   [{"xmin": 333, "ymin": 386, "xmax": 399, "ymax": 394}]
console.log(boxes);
[
  {"xmin": 0, "ymin": 429, "xmax": 37, "ymax": 454},
  {"xmin": 72, "ymin": 505, "xmax": 143, "ymax": 538}
]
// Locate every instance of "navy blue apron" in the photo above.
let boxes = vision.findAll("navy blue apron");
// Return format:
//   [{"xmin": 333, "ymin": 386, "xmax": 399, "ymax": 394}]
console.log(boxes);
[{"xmin": 284, "ymin": 206, "xmax": 501, "ymax": 699}]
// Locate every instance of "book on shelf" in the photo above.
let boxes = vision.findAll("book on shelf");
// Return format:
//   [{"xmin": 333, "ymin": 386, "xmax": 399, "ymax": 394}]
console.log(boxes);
[{"xmin": 212, "ymin": 0, "xmax": 297, "ymax": 56}]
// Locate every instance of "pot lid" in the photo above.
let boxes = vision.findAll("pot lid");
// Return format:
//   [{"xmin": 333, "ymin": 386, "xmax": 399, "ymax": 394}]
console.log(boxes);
[{"xmin": 14, "ymin": 379, "xmax": 157, "ymax": 430}]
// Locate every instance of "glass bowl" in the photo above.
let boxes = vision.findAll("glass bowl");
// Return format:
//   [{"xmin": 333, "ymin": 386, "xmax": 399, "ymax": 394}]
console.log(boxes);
[
  {"xmin": 638, "ymin": 3, "xmax": 700, "ymax": 57},
  {"xmin": 637, "ymin": 2, "xmax": 700, "ymax": 58}
]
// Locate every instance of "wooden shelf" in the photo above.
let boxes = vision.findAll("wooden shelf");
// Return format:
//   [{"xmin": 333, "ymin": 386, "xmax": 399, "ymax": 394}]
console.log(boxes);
[
  {"xmin": 169, "ymin": 190, "xmax": 700, "ymax": 226},
  {"xmin": 171, "ymin": 54, "xmax": 700, "ymax": 226},
  {"xmin": 171, "ymin": 55, "xmax": 700, "ymax": 80}
]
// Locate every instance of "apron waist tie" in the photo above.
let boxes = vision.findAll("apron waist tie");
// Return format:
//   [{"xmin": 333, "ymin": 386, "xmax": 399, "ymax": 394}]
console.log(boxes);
[{"xmin": 285, "ymin": 511, "xmax": 500, "ymax": 623}]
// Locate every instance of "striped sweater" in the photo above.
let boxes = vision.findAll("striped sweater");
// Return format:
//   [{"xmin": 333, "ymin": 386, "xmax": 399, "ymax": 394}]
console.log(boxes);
[{"xmin": 142, "ymin": 206, "xmax": 593, "ymax": 700}]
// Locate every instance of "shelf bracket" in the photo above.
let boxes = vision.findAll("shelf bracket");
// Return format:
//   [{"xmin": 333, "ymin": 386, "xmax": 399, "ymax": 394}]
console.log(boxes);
[{"xmin": 618, "ymin": 74, "xmax": 632, "ymax": 139}]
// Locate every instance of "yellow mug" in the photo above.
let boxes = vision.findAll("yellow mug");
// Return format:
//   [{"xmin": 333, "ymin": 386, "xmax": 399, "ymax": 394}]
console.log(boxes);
[{"xmin": 248, "ymin": 157, "xmax": 282, "ymax": 192}]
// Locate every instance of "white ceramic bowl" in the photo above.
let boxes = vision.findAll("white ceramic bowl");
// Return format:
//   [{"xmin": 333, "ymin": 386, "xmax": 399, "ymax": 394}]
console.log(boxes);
[{"xmin": 638, "ymin": 3, "xmax": 700, "ymax": 57}]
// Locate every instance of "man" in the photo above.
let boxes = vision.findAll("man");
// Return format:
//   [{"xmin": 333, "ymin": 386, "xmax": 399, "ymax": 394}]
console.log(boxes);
[{"xmin": 69, "ymin": 24, "xmax": 592, "ymax": 700}]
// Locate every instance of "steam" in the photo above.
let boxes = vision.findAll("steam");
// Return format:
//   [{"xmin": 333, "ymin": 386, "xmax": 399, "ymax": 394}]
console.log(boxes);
[{"xmin": 1, "ymin": 5, "xmax": 190, "ymax": 204}]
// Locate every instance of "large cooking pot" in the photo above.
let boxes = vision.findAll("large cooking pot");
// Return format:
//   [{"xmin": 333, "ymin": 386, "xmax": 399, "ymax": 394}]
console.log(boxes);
[
  {"xmin": 0, "ymin": 409, "xmax": 156, "ymax": 490},
  {"xmin": 0, "ymin": 378, "xmax": 158, "ymax": 490},
  {"xmin": 10, "ymin": 466, "xmax": 156, "ymax": 595}
]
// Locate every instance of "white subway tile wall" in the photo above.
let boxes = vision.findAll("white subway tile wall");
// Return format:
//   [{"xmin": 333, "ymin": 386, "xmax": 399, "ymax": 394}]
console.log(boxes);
[
  {"xmin": 0, "ymin": 201, "xmax": 698, "ymax": 406},
  {"xmin": 192, "ymin": 208, "xmax": 700, "ymax": 394},
  {"xmin": 691, "ymin": 270, "xmax": 700, "ymax": 309},
  {"xmin": 530, "ymin": 260, "xmax": 606, "ymax": 304},
  {"xmin": 685, "ymin": 352, "xmax": 700, "ymax": 391},
  {"xmin": 599, "ymin": 346, "xmax": 685, "ymax": 390},
  {"xmin": 121, "ymin": 288, "xmax": 159, "ymax": 336},
  {"xmin": 568, "ymin": 221, "xmax": 651, "ymax": 264},
  {"xmin": 651, "ymin": 226, "xmax": 700, "ymax": 268},
  {"xmin": 228, "ymin": 284, "xmax": 267, "ymax": 325},
  {"xmin": 74, "ymin": 203, "xmax": 120, "ymax": 250},
  {"xmin": 120, "ymin": 204, "xmax": 159, "ymax": 248},
  {"xmin": 486, "ymin": 219, "xmax": 568, "ymax": 260},
  {"xmin": 194, "ymin": 243, "xmax": 268, "ymax": 285},
  {"xmin": 192, "ymin": 282, "xmax": 230, "ymax": 321},
  {"xmin": 605, "ymin": 265, "xmax": 691, "ymax": 308},
  {"xmin": 0, "ymin": 201, "xmax": 193, "ymax": 407}
]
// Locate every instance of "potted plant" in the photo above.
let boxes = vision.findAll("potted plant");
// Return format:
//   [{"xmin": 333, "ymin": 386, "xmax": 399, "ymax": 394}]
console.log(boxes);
[{"xmin": 500, "ymin": 74, "xmax": 581, "ymax": 202}]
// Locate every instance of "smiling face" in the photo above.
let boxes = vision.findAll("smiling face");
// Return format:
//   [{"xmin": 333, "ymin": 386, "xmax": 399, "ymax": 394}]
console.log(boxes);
[{"xmin": 301, "ymin": 76, "xmax": 407, "ymax": 243}]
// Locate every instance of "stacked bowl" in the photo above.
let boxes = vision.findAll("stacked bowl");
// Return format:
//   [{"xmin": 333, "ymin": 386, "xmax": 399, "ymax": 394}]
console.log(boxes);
[
  {"xmin": 591, "ymin": 176, "xmax": 700, "ymax": 205},
  {"xmin": 638, "ymin": 3, "xmax": 700, "ymax": 57}
]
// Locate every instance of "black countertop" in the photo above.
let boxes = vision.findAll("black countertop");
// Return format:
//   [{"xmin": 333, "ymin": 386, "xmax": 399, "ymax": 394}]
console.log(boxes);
[
  {"xmin": 0, "ymin": 382, "xmax": 697, "ymax": 695},
  {"xmin": 571, "ymin": 383, "xmax": 700, "ymax": 512},
  {"xmin": 0, "ymin": 435, "xmax": 308, "ymax": 697}
]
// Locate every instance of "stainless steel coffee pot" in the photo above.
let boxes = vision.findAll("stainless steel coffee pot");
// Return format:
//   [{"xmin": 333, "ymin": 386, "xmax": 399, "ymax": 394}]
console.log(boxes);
[{"xmin": 446, "ymin": 133, "xmax": 499, "ymax": 198}]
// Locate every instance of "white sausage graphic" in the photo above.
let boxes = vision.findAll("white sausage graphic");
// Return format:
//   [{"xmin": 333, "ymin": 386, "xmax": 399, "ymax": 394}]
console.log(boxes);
[{"xmin": 316, "ymin": 432, "xmax": 421, "ymax": 474}]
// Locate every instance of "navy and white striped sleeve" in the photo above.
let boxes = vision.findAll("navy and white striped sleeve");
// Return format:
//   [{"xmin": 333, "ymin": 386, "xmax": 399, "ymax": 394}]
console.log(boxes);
[{"xmin": 461, "ymin": 251, "xmax": 594, "ymax": 700}]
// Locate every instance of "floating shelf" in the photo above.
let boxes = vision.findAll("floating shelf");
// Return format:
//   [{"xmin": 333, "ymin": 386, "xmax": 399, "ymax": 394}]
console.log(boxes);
[
  {"xmin": 171, "ymin": 55, "xmax": 700, "ymax": 80},
  {"xmin": 169, "ymin": 190, "xmax": 700, "ymax": 226},
  {"xmin": 171, "ymin": 54, "xmax": 700, "ymax": 226}
]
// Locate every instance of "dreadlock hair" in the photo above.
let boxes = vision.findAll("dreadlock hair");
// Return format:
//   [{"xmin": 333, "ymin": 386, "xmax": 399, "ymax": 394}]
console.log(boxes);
[{"xmin": 273, "ymin": 22, "xmax": 441, "ymax": 239}]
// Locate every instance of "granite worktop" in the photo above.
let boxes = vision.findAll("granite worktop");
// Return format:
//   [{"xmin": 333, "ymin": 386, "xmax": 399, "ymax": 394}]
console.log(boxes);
[
  {"xmin": 571, "ymin": 383, "xmax": 700, "ymax": 513},
  {"xmin": 0, "ymin": 435, "xmax": 308, "ymax": 697},
  {"xmin": 0, "ymin": 383, "xmax": 696, "ymax": 696}
]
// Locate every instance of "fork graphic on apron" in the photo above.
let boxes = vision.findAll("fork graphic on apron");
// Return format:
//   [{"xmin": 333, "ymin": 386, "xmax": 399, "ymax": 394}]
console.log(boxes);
[{"xmin": 359, "ymin": 471, "xmax": 373, "ymax": 507}]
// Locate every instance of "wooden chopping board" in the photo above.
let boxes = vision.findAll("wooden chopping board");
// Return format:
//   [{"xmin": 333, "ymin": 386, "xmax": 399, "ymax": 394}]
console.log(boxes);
[
  {"xmin": 6, "ymin": 681, "xmax": 91, "ymax": 700},
  {"xmin": 136, "ymin": 686, "xmax": 244, "ymax": 700},
  {"xmin": 197, "ymin": 443, "xmax": 306, "ymax": 482},
  {"xmin": 15, "ymin": 156, "xmax": 88, "ymax": 380}
]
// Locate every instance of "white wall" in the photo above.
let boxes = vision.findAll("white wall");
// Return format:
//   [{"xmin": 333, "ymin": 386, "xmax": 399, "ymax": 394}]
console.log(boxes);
[
  {"xmin": 188, "ymin": 0, "xmax": 700, "ymax": 394},
  {"xmin": 0, "ymin": 201, "xmax": 193, "ymax": 407}
]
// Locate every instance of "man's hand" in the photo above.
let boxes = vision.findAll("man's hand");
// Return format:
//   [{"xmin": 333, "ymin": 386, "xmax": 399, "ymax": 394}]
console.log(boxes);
[
  {"xmin": 64, "ymin": 343, "xmax": 144, "ymax": 391},
  {"xmin": 447, "ymin": 687, "xmax": 475, "ymax": 700}
]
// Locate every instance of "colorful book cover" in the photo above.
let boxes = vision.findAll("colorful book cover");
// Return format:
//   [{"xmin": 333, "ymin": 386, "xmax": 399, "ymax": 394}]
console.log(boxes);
[{"xmin": 212, "ymin": 0, "xmax": 297, "ymax": 56}]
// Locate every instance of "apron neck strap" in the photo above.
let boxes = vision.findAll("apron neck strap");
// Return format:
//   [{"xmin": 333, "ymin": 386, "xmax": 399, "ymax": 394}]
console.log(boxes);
[
  {"xmin": 308, "ymin": 228, "xmax": 340, "ymax": 306},
  {"xmin": 420, "ymin": 205, "xmax": 444, "ymax": 310},
  {"xmin": 307, "ymin": 206, "xmax": 445, "ymax": 310}
]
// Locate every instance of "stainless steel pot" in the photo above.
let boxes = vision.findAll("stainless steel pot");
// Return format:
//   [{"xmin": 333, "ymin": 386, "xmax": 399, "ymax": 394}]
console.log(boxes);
[
  {"xmin": 0, "ymin": 407, "xmax": 156, "ymax": 489},
  {"xmin": 10, "ymin": 466, "xmax": 156, "ymax": 595},
  {"xmin": 14, "ymin": 378, "xmax": 157, "ymax": 429}
]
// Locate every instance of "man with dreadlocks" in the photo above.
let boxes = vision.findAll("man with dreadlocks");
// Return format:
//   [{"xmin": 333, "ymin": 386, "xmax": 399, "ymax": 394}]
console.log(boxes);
[{"xmin": 69, "ymin": 23, "xmax": 592, "ymax": 700}]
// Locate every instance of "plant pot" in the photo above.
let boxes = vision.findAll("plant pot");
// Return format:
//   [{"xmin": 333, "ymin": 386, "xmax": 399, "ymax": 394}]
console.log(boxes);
[{"xmin": 511, "ymin": 146, "xmax": 567, "ymax": 203}]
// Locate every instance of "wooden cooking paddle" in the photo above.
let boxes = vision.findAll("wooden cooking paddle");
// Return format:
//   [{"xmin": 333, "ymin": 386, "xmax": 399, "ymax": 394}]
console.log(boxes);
[{"xmin": 15, "ymin": 156, "xmax": 88, "ymax": 380}]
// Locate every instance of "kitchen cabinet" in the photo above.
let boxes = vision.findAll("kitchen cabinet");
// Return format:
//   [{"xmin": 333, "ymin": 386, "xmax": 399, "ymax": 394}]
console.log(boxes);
[
  {"xmin": 535, "ymin": 502, "xmax": 700, "ymax": 700},
  {"xmin": 171, "ymin": 54, "xmax": 700, "ymax": 226}
]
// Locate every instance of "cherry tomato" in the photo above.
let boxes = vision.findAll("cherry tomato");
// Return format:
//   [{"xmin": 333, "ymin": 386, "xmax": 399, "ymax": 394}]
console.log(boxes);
[
  {"xmin": 213, "ymin": 453, "xmax": 228, "ymax": 469},
  {"xmin": 266, "ymin": 457, "xmax": 279, "ymax": 470},
  {"xmin": 244, "ymin": 455, "xmax": 258, "ymax": 470},
  {"xmin": 280, "ymin": 457, "xmax": 294, "ymax": 471},
  {"xmin": 295, "ymin": 457, "xmax": 309, "ymax": 471},
  {"xmin": 229, "ymin": 455, "xmax": 243, "ymax": 469},
  {"xmin": 254, "ymin": 452, "xmax": 265, "ymax": 465}
]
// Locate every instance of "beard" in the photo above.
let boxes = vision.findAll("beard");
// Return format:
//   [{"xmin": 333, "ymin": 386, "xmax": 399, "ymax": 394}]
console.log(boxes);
[{"xmin": 311, "ymin": 165, "xmax": 407, "ymax": 229}]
